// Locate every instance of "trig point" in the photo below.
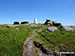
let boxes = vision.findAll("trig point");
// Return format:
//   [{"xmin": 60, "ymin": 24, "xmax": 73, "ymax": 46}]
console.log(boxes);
[{"xmin": 34, "ymin": 18, "xmax": 37, "ymax": 24}]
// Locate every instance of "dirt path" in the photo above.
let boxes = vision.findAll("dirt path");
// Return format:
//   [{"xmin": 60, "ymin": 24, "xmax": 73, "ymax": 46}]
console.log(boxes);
[
  {"xmin": 22, "ymin": 29, "xmax": 53, "ymax": 56},
  {"xmin": 22, "ymin": 38, "xmax": 34, "ymax": 56}
]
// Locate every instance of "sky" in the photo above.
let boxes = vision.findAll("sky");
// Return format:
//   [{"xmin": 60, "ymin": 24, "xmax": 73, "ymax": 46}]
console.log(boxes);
[{"xmin": 0, "ymin": 0, "xmax": 75, "ymax": 25}]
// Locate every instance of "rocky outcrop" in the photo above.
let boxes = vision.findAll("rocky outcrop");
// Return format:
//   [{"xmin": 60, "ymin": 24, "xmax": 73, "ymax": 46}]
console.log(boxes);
[
  {"xmin": 13, "ymin": 21, "xmax": 19, "ymax": 25},
  {"xmin": 44, "ymin": 19, "xmax": 53, "ymax": 26},
  {"xmin": 70, "ymin": 26, "xmax": 75, "ymax": 31},
  {"xmin": 44, "ymin": 19, "xmax": 61, "ymax": 26},
  {"xmin": 60, "ymin": 25, "xmax": 74, "ymax": 31},
  {"xmin": 21, "ymin": 21, "xmax": 29, "ymax": 24},
  {"xmin": 47, "ymin": 26, "xmax": 58, "ymax": 32},
  {"xmin": 44, "ymin": 19, "xmax": 74, "ymax": 32},
  {"xmin": 53, "ymin": 21, "xmax": 61, "ymax": 26}
]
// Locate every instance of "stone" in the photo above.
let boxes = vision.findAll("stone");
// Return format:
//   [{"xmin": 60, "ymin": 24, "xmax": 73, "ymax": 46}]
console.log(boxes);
[
  {"xmin": 6, "ymin": 24, "xmax": 19, "ymax": 28},
  {"xmin": 16, "ymin": 27, "xmax": 20, "ymax": 30},
  {"xmin": 70, "ymin": 26, "xmax": 75, "ymax": 31},
  {"xmin": 60, "ymin": 25, "xmax": 74, "ymax": 31},
  {"xmin": 47, "ymin": 26, "xmax": 58, "ymax": 32},
  {"xmin": 47, "ymin": 21, "xmax": 53, "ymax": 26},
  {"xmin": 46, "ymin": 19, "xmax": 51, "ymax": 22},
  {"xmin": 44, "ymin": 19, "xmax": 53, "ymax": 26},
  {"xmin": 13, "ymin": 21, "xmax": 19, "ymax": 25},
  {"xmin": 22, "ymin": 38, "xmax": 34, "ymax": 56},
  {"xmin": 21, "ymin": 21, "xmax": 29, "ymax": 24},
  {"xmin": 53, "ymin": 21, "xmax": 61, "ymax": 26},
  {"xmin": 37, "ymin": 29, "xmax": 42, "ymax": 33},
  {"xmin": 30, "ymin": 24, "xmax": 37, "ymax": 27}
]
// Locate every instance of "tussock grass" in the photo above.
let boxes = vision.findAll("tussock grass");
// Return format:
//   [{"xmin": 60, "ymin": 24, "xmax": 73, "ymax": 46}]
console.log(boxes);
[
  {"xmin": 0, "ymin": 24, "xmax": 75, "ymax": 56},
  {"xmin": 35, "ymin": 25, "xmax": 75, "ymax": 52},
  {"xmin": 0, "ymin": 25, "xmax": 37, "ymax": 56}
]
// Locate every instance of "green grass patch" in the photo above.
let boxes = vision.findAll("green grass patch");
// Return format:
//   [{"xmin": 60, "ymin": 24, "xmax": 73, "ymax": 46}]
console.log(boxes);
[
  {"xmin": 35, "ymin": 26, "xmax": 75, "ymax": 52},
  {"xmin": 0, "ymin": 25, "xmax": 37, "ymax": 56}
]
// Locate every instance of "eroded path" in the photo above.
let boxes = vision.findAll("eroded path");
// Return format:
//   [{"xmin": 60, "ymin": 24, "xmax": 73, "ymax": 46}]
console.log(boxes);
[
  {"xmin": 22, "ymin": 38, "xmax": 34, "ymax": 56},
  {"xmin": 22, "ymin": 29, "xmax": 53, "ymax": 56}
]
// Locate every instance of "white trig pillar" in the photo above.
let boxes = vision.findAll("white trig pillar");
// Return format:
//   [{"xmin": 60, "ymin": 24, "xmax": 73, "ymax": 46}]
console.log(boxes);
[{"xmin": 34, "ymin": 18, "xmax": 37, "ymax": 24}]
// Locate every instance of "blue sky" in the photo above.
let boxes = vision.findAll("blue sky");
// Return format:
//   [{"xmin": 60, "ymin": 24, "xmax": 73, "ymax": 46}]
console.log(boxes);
[{"xmin": 0, "ymin": 0, "xmax": 75, "ymax": 25}]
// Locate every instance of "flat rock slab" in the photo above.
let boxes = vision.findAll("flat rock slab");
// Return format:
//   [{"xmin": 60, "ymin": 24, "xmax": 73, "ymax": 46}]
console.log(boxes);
[
  {"xmin": 6, "ymin": 24, "xmax": 19, "ymax": 28},
  {"xmin": 30, "ymin": 24, "xmax": 37, "ymax": 27},
  {"xmin": 47, "ymin": 26, "xmax": 58, "ymax": 32},
  {"xmin": 70, "ymin": 26, "xmax": 75, "ymax": 31},
  {"xmin": 60, "ymin": 25, "xmax": 74, "ymax": 31}
]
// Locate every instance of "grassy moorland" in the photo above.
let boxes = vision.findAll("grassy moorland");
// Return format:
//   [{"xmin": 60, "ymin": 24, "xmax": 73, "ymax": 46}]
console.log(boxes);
[
  {"xmin": 0, "ymin": 25, "xmax": 39, "ymax": 56},
  {"xmin": 0, "ymin": 24, "xmax": 75, "ymax": 56},
  {"xmin": 34, "ymin": 25, "xmax": 75, "ymax": 52}
]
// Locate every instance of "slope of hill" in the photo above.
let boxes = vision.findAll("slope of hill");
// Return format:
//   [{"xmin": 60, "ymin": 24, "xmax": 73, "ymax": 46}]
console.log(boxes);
[
  {"xmin": 0, "ymin": 24, "xmax": 40, "ymax": 56},
  {"xmin": 0, "ymin": 24, "xmax": 75, "ymax": 56}
]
